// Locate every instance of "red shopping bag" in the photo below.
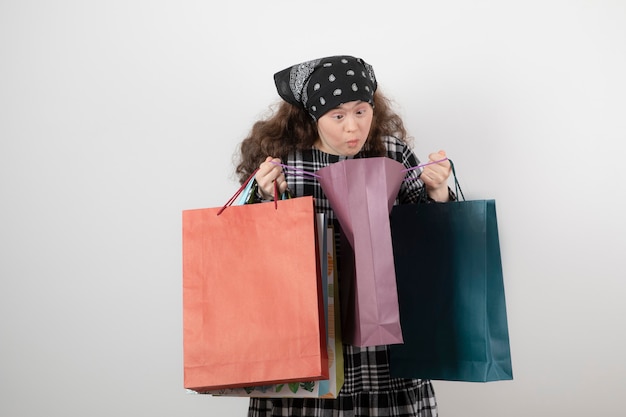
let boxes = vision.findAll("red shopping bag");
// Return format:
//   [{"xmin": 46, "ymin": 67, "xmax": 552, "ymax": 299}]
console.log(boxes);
[
  {"xmin": 316, "ymin": 157, "xmax": 405, "ymax": 347},
  {"xmin": 197, "ymin": 221, "xmax": 345, "ymax": 398},
  {"xmin": 182, "ymin": 195, "xmax": 328, "ymax": 392}
]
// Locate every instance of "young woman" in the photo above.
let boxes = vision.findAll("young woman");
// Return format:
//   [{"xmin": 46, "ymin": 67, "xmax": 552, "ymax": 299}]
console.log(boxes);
[{"xmin": 235, "ymin": 55, "xmax": 453, "ymax": 417}]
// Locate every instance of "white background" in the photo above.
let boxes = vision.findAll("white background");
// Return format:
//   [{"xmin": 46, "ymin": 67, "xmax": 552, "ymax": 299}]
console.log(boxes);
[{"xmin": 1, "ymin": 1, "xmax": 625, "ymax": 416}]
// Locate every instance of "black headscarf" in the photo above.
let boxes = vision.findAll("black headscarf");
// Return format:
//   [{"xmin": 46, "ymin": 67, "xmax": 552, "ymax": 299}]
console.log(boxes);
[{"xmin": 274, "ymin": 55, "xmax": 377, "ymax": 121}]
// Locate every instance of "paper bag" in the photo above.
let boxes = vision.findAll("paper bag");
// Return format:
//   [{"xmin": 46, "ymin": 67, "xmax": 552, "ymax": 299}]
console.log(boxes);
[
  {"xmin": 182, "ymin": 196, "xmax": 328, "ymax": 391},
  {"xmin": 389, "ymin": 199, "xmax": 513, "ymax": 382},
  {"xmin": 316, "ymin": 157, "xmax": 405, "ymax": 347},
  {"xmin": 199, "ymin": 221, "xmax": 345, "ymax": 398}
]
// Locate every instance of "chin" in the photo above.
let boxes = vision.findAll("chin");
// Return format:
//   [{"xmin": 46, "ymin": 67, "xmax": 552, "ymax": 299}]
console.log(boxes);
[{"xmin": 342, "ymin": 143, "xmax": 365, "ymax": 156}]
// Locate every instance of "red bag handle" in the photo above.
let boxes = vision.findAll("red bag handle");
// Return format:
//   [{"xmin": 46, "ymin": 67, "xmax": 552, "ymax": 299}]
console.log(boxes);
[{"xmin": 217, "ymin": 169, "xmax": 280, "ymax": 215}]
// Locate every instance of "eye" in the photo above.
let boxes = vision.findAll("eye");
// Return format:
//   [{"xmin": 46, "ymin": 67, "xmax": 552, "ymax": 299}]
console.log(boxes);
[{"xmin": 325, "ymin": 109, "xmax": 346, "ymax": 120}]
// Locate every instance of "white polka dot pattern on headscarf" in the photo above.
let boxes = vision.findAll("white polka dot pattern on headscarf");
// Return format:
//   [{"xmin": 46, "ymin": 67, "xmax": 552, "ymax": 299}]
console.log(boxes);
[{"xmin": 273, "ymin": 55, "xmax": 377, "ymax": 121}]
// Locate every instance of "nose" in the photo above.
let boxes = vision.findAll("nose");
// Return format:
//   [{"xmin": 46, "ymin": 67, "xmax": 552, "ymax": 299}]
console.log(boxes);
[{"xmin": 344, "ymin": 114, "xmax": 357, "ymax": 132}]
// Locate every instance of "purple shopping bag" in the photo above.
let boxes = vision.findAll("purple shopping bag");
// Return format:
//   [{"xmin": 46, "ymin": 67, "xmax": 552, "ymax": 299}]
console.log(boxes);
[{"xmin": 316, "ymin": 157, "xmax": 406, "ymax": 347}]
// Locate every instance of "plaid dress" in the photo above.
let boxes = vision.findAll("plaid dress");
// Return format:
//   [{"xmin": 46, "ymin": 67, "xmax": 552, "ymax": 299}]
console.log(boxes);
[{"xmin": 248, "ymin": 136, "xmax": 437, "ymax": 417}]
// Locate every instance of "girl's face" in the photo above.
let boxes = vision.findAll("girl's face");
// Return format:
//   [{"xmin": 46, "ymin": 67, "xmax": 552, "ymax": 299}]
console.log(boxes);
[{"xmin": 314, "ymin": 101, "xmax": 373, "ymax": 156}]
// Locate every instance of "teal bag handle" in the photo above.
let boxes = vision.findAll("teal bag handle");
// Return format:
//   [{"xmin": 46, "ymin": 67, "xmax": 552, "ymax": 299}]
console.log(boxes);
[
  {"xmin": 405, "ymin": 158, "xmax": 465, "ymax": 203},
  {"xmin": 449, "ymin": 159, "xmax": 465, "ymax": 202}
]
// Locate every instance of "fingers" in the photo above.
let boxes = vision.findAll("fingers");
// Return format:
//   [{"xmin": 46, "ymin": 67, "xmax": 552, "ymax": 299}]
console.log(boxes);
[
  {"xmin": 422, "ymin": 150, "xmax": 452, "ymax": 188},
  {"xmin": 432, "ymin": 149, "xmax": 446, "ymax": 159},
  {"xmin": 428, "ymin": 150, "xmax": 448, "ymax": 166},
  {"xmin": 256, "ymin": 156, "xmax": 288, "ymax": 198}
]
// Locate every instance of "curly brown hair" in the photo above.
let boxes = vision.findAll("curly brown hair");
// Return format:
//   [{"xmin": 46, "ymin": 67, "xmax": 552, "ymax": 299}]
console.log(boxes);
[{"xmin": 234, "ymin": 90, "xmax": 411, "ymax": 184}]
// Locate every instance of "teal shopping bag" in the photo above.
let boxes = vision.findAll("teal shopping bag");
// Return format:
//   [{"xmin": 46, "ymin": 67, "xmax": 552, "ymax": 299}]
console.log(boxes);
[{"xmin": 389, "ymin": 167, "xmax": 512, "ymax": 382}]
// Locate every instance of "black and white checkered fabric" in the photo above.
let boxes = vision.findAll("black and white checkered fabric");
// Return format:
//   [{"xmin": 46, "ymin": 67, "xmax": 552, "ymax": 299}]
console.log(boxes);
[{"xmin": 248, "ymin": 136, "xmax": 437, "ymax": 417}]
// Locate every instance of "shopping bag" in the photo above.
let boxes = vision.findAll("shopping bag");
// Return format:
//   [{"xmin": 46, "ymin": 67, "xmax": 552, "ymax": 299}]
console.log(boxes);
[
  {"xmin": 389, "ymin": 164, "xmax": 513, "ymax": 382},
  {"xmin": 199, "ymin": 222, "xmax": 345, "ymax": 398},
  {"xmin": 316, "ymin": 157, "xmax": 405, "ymax": 347},
  {"xmin": 182, "ymin": 194, "xmax": 328, "ymax": 392}
]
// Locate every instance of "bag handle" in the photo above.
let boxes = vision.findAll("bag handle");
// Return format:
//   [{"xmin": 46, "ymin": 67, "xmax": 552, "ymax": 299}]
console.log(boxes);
[
  {"xmin": 217, "ymin": 169, "xmax": 281, "ymax": 215},
  {"xmin": 270, "ymin": 157, "xmax": 466, "ymax": 201},
  {"xmin": 449, "ymin": 159, "xmax": 465, "ymax": 201},
  {"xmin": 401, "ymin": 157, "xmax": 449, "ymax": 174},
  {"xmin": 405, "ymin": 158, "xmax": 465, "ymax": 202}
]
